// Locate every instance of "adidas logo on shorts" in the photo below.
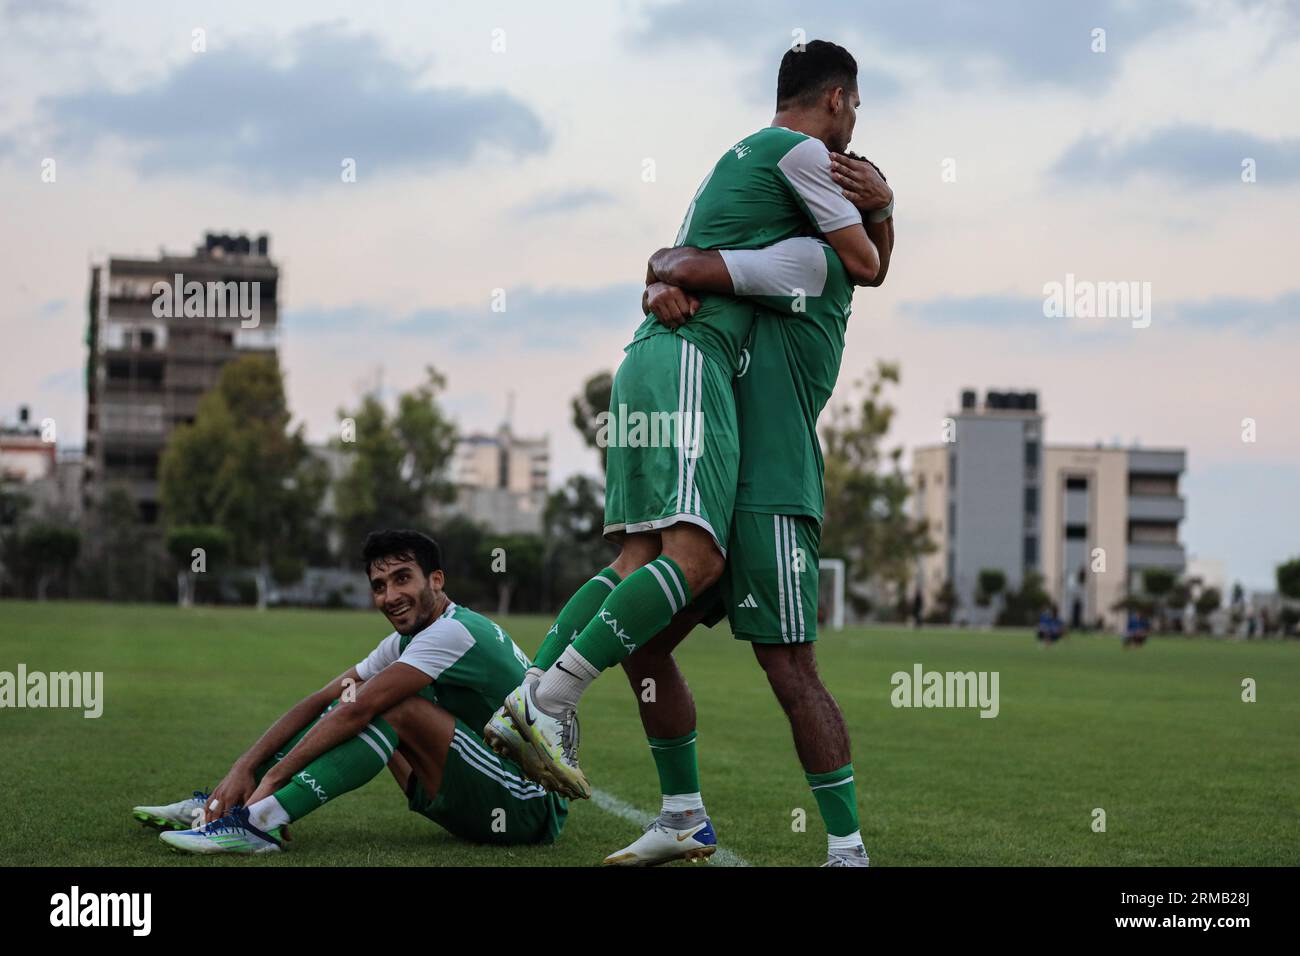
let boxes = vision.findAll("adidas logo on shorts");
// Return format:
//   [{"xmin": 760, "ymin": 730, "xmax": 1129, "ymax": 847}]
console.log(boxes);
[{"xmin": 738, "ymin": 593, "xmax": 758, "ymax": 609}]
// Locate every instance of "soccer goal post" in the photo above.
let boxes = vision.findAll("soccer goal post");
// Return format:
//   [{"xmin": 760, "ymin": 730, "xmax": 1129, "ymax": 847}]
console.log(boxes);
[{"xmin": 818, "ymin": 558, "xmax": 846, "ymax": 631}]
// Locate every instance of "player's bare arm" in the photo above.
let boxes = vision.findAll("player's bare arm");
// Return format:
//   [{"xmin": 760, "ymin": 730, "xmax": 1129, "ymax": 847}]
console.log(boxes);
[
  {"xmin": 822, "ymin": 222, "xmax": 881, "ymax": 286},
  {"xmin": 247, "ymin": 662, "xmax": 429, "ymax": 806},
  {"xmin": 643, "ymin": 247, "xmax": 730, "ymax": 329},
  {"xmin": 205, "ymin": 666, "xmax": 366, "ymax": 822}
]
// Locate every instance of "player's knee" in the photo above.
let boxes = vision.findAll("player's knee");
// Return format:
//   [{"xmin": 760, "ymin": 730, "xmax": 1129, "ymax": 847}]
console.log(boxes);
[
  {"xmin": 379, "ymin": 694, "xmax": 424, "ymax": 730},
  {"xmin": 612, "ymin": 533, "xmax": 660, "ymax": 578},
  {"xmin": 671, "ymin": 544, "xmax": 723, "ymax": 594}
]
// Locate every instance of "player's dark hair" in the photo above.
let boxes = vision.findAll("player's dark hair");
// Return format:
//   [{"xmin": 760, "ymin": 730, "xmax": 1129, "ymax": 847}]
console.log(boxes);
[
  {"xmin": 361, "ymin": 529, "xmax": 442, "ymax": 578},
  {"xmin": 776, "ymin": 40, "xmax": 858, "ymax": 109}
]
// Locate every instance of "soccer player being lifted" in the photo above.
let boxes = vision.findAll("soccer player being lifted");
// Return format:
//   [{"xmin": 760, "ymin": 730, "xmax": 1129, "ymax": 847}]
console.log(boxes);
[
  {"xmin": 133, "ymin": 530, "xmax": 567, "ymax": 854},
  {"xmin": 486, "ymin": 41, "xmax": 891, "ymax": 869}
]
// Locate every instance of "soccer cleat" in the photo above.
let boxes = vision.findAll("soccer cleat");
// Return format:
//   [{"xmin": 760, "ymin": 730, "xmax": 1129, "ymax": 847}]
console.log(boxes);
[
  {"xmin": 822, "ymin": 844, "xmax": 870, "ymax": 867},
  {"xmin": 603, "ymin": 814, "xmax": 718, "ymax": 866},
  {"xmin": 483, "ymin": 706, "xmax": 543, "ymax": 783},
  {"xmin": 503, "ymin": 681, "xmax": 591, "ymax": 800},
  {"xmin": 133, "ymin": 790, "xmax": 211, "ymax": 831},
  {"xmin": 159, "ymin": 806, "xmax": 284, "ymax": 855}
]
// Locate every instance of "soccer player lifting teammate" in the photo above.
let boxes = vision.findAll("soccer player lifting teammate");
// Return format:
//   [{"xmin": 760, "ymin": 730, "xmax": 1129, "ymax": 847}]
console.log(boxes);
[{"xmin": 485, "ymin": 41, "xmax": 893, "ymax": 868}]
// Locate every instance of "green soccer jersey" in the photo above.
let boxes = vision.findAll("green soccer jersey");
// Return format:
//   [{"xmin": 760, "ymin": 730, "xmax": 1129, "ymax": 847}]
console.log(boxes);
[
  {"xmin": 717, "ymin": 237, "xmax": 856, "ymax": 522},
  {"xmin": 631, "ymin": 126, "xmax": 862, "ymax": 374},
  {"xmin": 354, "ymin": 601, "xmax": 532, "ymax": 733}
]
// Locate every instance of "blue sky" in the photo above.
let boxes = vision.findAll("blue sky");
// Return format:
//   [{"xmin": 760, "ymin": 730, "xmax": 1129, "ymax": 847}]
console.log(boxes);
[{"xmin": 0, "ymin": 0, "xmax": 1296, "ymax": 588}]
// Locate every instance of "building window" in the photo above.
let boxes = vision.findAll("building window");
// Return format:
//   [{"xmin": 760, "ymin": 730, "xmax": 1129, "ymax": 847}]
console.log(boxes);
[
  {"xmin": 1024, "ymin": 535, "xmax": 1038, "ymax": 568},
  {"xmin": 1024, "ymin": 486, "xmax": 1038, "ymax": 516},
  {"xmin": 1066, "ymin": 476, "xmax": 1088, "ymax": 491},
  {"xmin": 1065, "ymin": 524, "xmax": 1087, "ymax": 540},
  {"xmin": 1024, "ymin": 440, "xmax": 1039, "ymax": 467}
]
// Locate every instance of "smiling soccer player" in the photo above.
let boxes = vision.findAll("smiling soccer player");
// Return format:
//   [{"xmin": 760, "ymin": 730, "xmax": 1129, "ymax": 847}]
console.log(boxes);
[{"xmin": 134, "ymin": 529, "xmax": 566, "ymax": 855}]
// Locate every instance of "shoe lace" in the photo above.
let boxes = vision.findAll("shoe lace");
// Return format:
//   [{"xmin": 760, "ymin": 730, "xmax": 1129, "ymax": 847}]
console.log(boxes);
[
  {"xmin": 191, "ymin": 788, "xmax": 212, "ymax": 804},
  {"xmin": 201, "ymin": 805, "xmax": 251, "ymax": 836}
]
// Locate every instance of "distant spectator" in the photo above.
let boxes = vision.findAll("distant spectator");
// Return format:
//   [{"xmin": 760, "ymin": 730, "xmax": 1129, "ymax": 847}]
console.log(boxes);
[
  {"xmin": 1123, "ymin": 610, "xmax": 1149, "ymax": 648},
  {"xmin": 1036, "ymin": 606, "xmax": 1064, "ymax": 644}
]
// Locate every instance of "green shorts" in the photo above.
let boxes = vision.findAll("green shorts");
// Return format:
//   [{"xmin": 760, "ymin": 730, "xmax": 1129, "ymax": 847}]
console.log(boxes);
[
  {"xmin": 698, "ymin": 510, "xmax": 822, "ymax": 643},
  {"xmin": 603, "ymin": 333, "xmax": 739, "ymax": 555},
  {"xmin": 406, "ymin": 719, "xmax": 568, "ymax": 845}
]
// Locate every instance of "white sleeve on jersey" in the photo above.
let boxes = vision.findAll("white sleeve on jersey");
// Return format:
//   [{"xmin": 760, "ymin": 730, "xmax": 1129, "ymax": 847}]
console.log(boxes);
[
  {"xmin": 355, "ymin": 632, "xmax": 401, "ymax": 681},
  {"xmin": 720, "ymin": 236, "xmax": 830, "ymax": 297},
  {"xmin": 777, "ymin": 137, "xmax": 863, "ymax": 234},
  {"xmin": 394, "ymin": 618, "xmax": 476, "ymax": 681}
]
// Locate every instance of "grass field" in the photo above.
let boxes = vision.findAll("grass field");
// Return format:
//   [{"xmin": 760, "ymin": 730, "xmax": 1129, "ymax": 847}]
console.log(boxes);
[{"xmin": 1, "ymin": 600, "xmax": 1297, "ymax": 867}]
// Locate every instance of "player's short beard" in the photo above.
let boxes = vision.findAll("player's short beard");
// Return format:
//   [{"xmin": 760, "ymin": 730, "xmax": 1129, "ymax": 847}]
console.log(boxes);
[{"xmin": 399, "ymin": 586, "xmax": 438, "ymax": 636}]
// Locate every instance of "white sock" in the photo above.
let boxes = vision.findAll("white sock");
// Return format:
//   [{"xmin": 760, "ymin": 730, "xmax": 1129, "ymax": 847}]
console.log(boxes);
[
  {"xmin": 828, "ymin": 829, "xmax": 863, "ymax": 853},
  {"xmin": 534, "ymin": 646, "xmax": 599, "ymax": 714},
  {"xmin": 247, "ymin": 795, "xmax": 290, "ymax": 832},
  {"xmin": 661, "ymin": 792, "xmax": 705, "ymax": 815}
]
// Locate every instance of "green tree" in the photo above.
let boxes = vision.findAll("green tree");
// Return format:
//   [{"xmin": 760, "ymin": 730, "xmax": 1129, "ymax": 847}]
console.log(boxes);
[
  {"xmin": 925, "ymin": 579, "xmax": 957, "ymax": 624},
  {"xmin": 16, "ymin": 523, "xmax": 80, "ymax": 599},
  {"xmin": 484, "ymin": 533, "xmax": 545, "ymax": 615},
  {"xmin": 0, "ymin": 486, "xmax": 33, "ymax": 596},
  {"xmin": 431, "ymin": 513, "xmax": 492, "ymax": 608},
  {"xmin": 975, "ymin": 568, "xmax": 1007, "ymax": 608},
  {"xmin": 820, "ymin": 361, "xmax": 933, "ymax": 615},
  {"xmin": 165, "ymin": 525, "xmax": 232, "ymax": 607},
  {"xmin": 1194, "ymin": 587, "xmax": 1221, "ymax": 633},
  {"xmin": 571, "ymin": 370, "xmax": 613, "ymax": 474},
  {"xmin": 996, "ymin": 571, "xmax": 1051, "ymax": 627},
  {"xmin": 334, "ymin": 367, "xmax": 458, "ymax": 556},
  {"xmin": 544, "ymin": 474, "xmax": 615, "ymax": 607},
  {"xmin": 1141, "ymin": 567, "xmax": 1177, "ymax": 631},
  {"xmin": 78, "ymin": 486, "xmax": 164, "ymax": 602},
  {"xmin": 160, "ymin": 354, "xmax": 327, "ymax": 607},
  {"xmin": 1277, "ymin": 558, "xmax": 1300, "ymax": 601}
]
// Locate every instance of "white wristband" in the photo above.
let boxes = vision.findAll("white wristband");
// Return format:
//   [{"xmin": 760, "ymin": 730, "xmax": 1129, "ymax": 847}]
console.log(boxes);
[{"xmin": 867, "ymin": 198, "xmax": 894, "ymax": 223}]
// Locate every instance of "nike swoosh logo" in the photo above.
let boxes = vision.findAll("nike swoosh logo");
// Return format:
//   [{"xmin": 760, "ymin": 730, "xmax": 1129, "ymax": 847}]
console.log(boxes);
[
  {"xmin": 676, "ymin": 829, "xmax": 702, "ymax": 842},
  {"xmin": 556, "ymin": 661, "xmax": 577, "ymax": 678},
  {"xmin": 522, "ymin": 695, "xmax": 537, "ymax": 727}
]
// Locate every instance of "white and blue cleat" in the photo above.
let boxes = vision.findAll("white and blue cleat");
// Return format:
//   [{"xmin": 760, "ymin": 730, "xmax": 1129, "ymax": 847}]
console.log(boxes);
[
  {"xmin": 159, "ymin": 806, "xmax": 285, "ymax": 855},
  {"xmin": 133, "ymin": 790, "xmax": 211, "ymax": 831},
  {"xmin": 603, "ymin": 814, "xmax": 718, "ymax": 866}
]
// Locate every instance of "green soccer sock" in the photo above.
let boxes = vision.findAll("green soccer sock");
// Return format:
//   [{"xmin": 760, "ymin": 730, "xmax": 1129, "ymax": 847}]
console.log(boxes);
[
  {"xmin": 532, "ymin": 568, "xmax": 621, "ymax": 671},
  {"xmin": 269, "ymin": 716, "xmax": 399, "ymax": 823},
  {"xmin": 806, "ymin": 763, "xmax": 861, "ymax": 845},
  {"xmin": 648, "ymin": 730, "xmax": 702, "ymax": 812},
  {"xmin": 569, "ymin": 556, "xmax": 691, "ymax": 672}
]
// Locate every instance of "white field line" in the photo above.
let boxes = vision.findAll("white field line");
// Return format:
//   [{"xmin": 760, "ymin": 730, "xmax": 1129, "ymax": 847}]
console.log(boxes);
[{"xmin": 589, "ymin": 788, "xmax": 749, "ymax": 867}]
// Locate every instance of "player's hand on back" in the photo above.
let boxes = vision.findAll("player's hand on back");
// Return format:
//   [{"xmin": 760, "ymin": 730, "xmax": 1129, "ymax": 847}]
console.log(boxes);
[
  {"xmin": 205, "ymin": 764, "xmax": 256, "ymax": 823},
  {"xmin": 830, "ymin": 151, "xmax": 892, "ymax": 214},
  {"xmin": 645, "ymin": 281, "xmax": 699, "ymax": 329}
]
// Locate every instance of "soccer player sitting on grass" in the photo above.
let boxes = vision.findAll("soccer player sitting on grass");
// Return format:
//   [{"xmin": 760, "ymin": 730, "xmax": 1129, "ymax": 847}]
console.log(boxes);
[
  {"xmin": 132, "ymin": 529, "xmax": 566, "ymax": 854},
  {"xmin": 484, "ymin": 40, "xmax": 888, "ymax": 816}
]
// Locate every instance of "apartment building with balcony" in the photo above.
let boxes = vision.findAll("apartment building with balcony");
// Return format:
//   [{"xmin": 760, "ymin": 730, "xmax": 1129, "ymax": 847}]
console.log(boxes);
[{"xmin": 82, "ymin": 233, "xmax": 278, "ymax": 522}]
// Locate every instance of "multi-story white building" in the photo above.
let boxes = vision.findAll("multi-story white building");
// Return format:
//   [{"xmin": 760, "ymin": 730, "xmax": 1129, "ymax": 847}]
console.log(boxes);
[
  {"xmin": 449, "ymin": 424, "xmax": 549, "ymax": 535},
  {"xmin": 912, "ymin": 388, "xmax": 1186, "ymax": 630}
]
